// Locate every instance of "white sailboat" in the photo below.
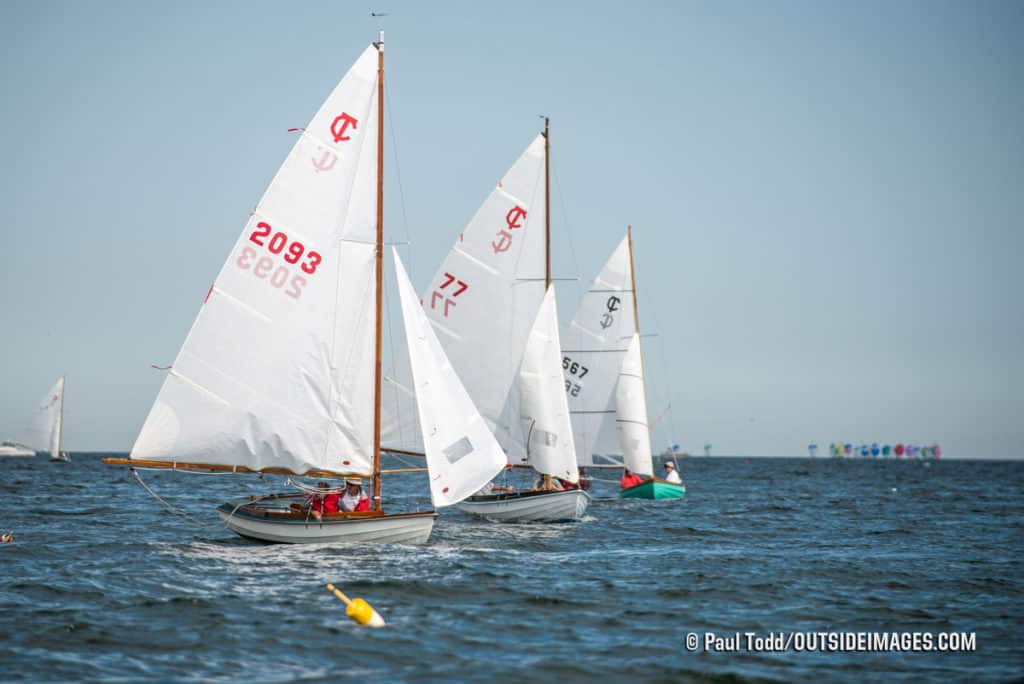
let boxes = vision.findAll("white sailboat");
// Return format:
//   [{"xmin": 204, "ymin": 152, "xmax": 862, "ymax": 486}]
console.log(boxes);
[
  {"xmin": 564, "ymin": 228, "xmax": 684, "ymax": 499},
  {"xmin": 105, "ymin": 34, "xmax": 505, "ymax": 544},
  {"xmin": 382, "ymin": 120, "xmax": 590, "ymax": 522},
  {"xmin": 1, "ymin": 377, "xmax": 66, "ymax": 460}
]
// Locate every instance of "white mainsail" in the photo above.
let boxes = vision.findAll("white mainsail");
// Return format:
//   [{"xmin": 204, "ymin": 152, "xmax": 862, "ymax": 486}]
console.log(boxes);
[
  {"xmin": 393, "ymin": 248, "xmax": 507, "ymax": 506},
  {"xmin": 515, "ymin": 286, "xmax": 579, "ymax": 482},
  {"xmin": 615, "ymin": 333, "xmax": 653, "ymax": 476},
  {"xmin": 20, "ymin": 376, "xmax": 64, "ymax": 457},
  {"xmin": 131, "ymin": 45, "xmax": 381, "ymax": 475},
  {"xmin": 563, "ymin": 236, "xmax": 637, "ymax": 465},
  {"xmin": 382, "ymin": 135, "xmax": 548, "ymax": 460}
]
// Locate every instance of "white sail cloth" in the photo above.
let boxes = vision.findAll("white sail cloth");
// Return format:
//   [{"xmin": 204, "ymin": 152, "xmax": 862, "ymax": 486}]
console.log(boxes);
[
  {"xmin": 132, "ymin": 45, "xmax": 381, "ymax": 474},
  {"xmin": 515, "ymin": 286, "xmax": 579, "ymax": 482},
  {"xmin": 393, "ymin": 249, "xmax": 507, "ymax": 506},
  {"xmin": 382, "ymin": 135, "xmax": 548, "ymax": 461},
  {"xmin": 615, "ymin": 333, "xmax": 653, "ymax": 477},
  {"xmin": 20, "ymin": 376, "xmax": 64, "ymax": 456},
  {"xmin": 562, "ymin": 236, "xmax": 637, "ymax": 465}
]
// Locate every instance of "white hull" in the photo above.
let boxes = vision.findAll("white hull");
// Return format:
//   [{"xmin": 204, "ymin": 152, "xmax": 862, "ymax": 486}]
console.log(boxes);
[
  {"xmin": 457, "ymin": 488, "xmax": 590, "ymax": 523},
  {"xmin": 0, "ymin": 445, "xmax": 34, "ymax": 457},
  {"xmin": 217, "ymin": 500, "xmax": 436, "ymax": 544}
]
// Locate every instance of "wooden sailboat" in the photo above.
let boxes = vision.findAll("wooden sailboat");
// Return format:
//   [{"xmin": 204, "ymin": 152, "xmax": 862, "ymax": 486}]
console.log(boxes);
[
  {"xmin": 1, "ymin": 376, "xmax": 66, "ymax": 460},
  {"xmin": 105, "ymin": 34, "xmax": 506, "ymax": 544},
  {"xmin": 382, "ymin": 119, "xmax": 590, "ymax": 523},
  {"xmin": 564, "ymin": 228, "xmax": 684, "ymax": 500}
]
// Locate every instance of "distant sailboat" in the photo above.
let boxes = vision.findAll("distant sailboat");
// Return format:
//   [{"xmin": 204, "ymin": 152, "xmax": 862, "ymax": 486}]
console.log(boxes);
[
  {"xmin": 563, "ymin": 228, "xmax": 684, "ymax": 500},
  {"xmin": 1, "ymin": 376, "xmax": 66, "ymax": 460},
  {"xmin": 105, "ymin": 35, "xmax": 505, "ymax": 544}
]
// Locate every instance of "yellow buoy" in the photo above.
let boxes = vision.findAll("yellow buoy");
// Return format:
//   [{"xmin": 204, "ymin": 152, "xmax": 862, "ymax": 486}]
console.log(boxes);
[{"xmin": 326, "ymin": 583, "xmax": 385, "ymax": 627}]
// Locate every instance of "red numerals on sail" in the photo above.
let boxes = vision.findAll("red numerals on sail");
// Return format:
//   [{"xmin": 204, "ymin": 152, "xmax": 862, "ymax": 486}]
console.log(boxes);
[
  {"xmin": 234, "ymin": 221, "xmax": 321, "ymax": 299},
  {"xmin": 492, "ymin": 206, "xmax": 527, "ymax": 254},
  {"xmin": 430, "ymin": 271, "xmax": 469, "ymax": 317}
]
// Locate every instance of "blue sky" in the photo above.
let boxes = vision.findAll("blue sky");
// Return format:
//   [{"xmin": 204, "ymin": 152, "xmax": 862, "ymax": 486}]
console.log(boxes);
[{"xmin": 1, "ymin": 1, "xmax": 1021, "ymax": 458}]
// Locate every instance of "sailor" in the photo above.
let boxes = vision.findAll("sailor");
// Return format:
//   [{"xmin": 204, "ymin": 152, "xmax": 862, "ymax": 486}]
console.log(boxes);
[
  {"xmin": 340, "ymin": 478, "xmax": 371, "ymax": 512},
  {"xmin": 310, "ymin": 481, "xmax": 340, "ymax": 520},
  {"xmin": 475, "ymin": 480, "xmax": 516, "ymax": 496},
  {"xmin": 620, "ymin": 468, "xmax": 645, "ymax": 489},
  {"xmin": 663, "ymin": 461, "xmax": 683, "ymax": 484}
]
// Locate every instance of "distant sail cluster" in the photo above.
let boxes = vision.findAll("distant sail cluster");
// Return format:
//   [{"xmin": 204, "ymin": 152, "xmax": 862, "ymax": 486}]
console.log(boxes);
[{"xmin": 807, "ymin": 443, "xmax": 942, "ymax": 458}]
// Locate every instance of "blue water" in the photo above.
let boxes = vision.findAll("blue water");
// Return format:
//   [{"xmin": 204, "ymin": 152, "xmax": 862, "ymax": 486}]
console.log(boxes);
[{"xmin": 1, "ymin": 455, "xmax": 1021, "ymax": 682}]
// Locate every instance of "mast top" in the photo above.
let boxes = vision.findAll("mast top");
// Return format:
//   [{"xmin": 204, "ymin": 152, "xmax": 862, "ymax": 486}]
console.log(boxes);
[{"xmin": 374, "ymin": 30, "xmax": 384, "ymax": 49}]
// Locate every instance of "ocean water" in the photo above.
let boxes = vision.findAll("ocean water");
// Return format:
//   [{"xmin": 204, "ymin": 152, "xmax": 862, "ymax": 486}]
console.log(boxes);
[{"xmin": 1, "ymin": 455, "xmax": 1021, "ymax": 682}]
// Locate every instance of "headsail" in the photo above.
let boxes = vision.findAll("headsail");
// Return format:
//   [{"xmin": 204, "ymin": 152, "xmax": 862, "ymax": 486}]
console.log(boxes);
[
  {"xmin": 615, "ymin": 333, "xmax": 653, "ymax": 476},
  {"xmin": 515, "ymin": 286, "xmax": 579, "ymax": 482},
  {"xmin": 20, "ymin": 376, "xmax": 64, "ymax": 457},
  {"xmin": 563, "ymin": 236, "xmax": 636, "ymax": 465},
  {"xmin": 131, "ymin": 45, "xmax": 381, "ymax": 475},
  {"xmin": 393, "ymin": 249, "xmax": 507, "ymax": 506},
  {"xmin": 382, "ymin": 135, "xmax": 548, "ymax": 460}
]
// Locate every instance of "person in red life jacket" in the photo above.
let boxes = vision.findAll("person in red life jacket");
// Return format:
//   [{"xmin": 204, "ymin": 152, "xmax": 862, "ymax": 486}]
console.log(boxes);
[
  {"xmin": 308, "ymin": 481, "xmax": 341, "ymax": 520},
  {"xmin": 340, "ymin": 478, "xmax": 371, "ymax": 512},
  {"xmin": 620, "ymin": 468, "xmax": 645, "ymax": 490}
]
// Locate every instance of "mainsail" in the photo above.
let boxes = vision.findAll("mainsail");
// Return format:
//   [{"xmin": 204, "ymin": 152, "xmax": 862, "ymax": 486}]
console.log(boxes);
[
  {"xmin": 393, "ymin": 249, "xmax": 507, "ymax": 505},
  {"xmin": 382, "ymin": 135, "xmax": 548, "ymax": 460},
  {"xmin": 562, "ymin": 236, "xmax": 637, "ymax": 465},
  {"xmin": 131, "ymin": 45, "xmax": 381, "ymax": 475}
]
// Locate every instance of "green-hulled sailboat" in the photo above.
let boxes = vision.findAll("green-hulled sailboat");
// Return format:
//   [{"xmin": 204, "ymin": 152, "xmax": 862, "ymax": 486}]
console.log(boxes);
[{"xmin": 563, "ymin": 227, "xmax": 685, "ymax": 500}]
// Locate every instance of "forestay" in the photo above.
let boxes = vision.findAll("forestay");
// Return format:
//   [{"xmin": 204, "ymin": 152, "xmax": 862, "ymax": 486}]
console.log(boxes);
[
  {"xmin": 131, "ymin": 45, "xmax": 381, "ymax": 475},
  {"xmin": 20, "ymin": 376, "xmax": 64, "ymax": 457},
  {"xmin": 615, "ymin": 333, "xmax": 653, "ymax": 476},
  {"xmin": 514, "ymin": 286, "xmax": 579, "ymax": 482},
  {"xmin": 382, "ymin": 135, "xmax": 548, "ymax": 461},
  {"xmin": 562, "ymin": 236, "xmax": 636, "ymax": 465},
  {"xmin": 393, "ymin": 249, "xmax": 507, "ymax": 505}
]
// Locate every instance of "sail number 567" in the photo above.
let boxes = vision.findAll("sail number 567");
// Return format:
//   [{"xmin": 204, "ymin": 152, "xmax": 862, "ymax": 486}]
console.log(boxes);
[{"xmin": 562, "ymin": 357, "xmax": 589, "ymax": 378}]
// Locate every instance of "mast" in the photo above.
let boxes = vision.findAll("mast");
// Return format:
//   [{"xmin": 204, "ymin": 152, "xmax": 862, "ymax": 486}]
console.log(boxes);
[
  {"xmin": 542, "ymin": 117, "xmax": 552, "ymax": 490},
  {"xmin": 627, "ymin": 225, "xmax": 652, "ymax": 470},
  {"xmin": 544, "ymin": 117, "xmax": 551, "ymax": 288},
  {"xmin": 627, "ymin": 226, "xmax": 640, "ymax": 334},
  {"xmin": 372, "ymin": 31, "xmax": 385, "ymax": 510}
]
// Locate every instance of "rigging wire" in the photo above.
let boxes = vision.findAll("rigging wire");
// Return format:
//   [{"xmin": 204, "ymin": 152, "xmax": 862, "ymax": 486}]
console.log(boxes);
[{"xmin": 131, "ymin": 469, "xmax": 218, "ymax": 529}]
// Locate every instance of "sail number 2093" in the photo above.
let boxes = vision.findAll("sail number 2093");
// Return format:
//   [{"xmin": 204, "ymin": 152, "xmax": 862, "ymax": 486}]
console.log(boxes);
[{"xmin": 235, "ymin": 222, "xmax": 322, "ymax": 300}]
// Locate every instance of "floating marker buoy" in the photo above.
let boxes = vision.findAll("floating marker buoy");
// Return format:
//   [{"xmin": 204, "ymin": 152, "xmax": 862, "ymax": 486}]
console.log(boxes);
[
  {"xmin": 1, "ymin": 533, "xmax": 13, "ymax": 543},
  {"xmin": 326, "ymin": 583, "xmax": 385, "ymax": 627}
]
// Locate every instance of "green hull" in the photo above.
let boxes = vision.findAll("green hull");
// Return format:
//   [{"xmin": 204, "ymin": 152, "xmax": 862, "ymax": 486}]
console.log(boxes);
[{"xmin": 620, "ymin": 479, "xmax": 686, "ymax": 500}]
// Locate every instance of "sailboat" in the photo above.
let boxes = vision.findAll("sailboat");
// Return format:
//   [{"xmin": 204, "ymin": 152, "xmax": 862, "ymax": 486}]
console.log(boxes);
[
  {"xmin": 104, "ymin": 34, "xmax": 506, "ymax": 544},
  {"xmin": 1, "ymin": 377, "xmax": 66, "ymax": 460},
  {"xmin": 382, "ymin": 121, "xmax": 589, "ymax": 523},
  {"xmin": 563, "ymin": 228, "xmax": 684, "ymax": 500}
]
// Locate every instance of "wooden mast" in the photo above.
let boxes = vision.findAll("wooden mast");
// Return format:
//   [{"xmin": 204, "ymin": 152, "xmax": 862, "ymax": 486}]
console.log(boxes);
[
  {"xmin": 372, "ymin": 31, "xmax": 385, "ymax": 511},
  {"xmin": 627, "ymin": 225, "xmax": 641, "ymax": 334},
  {"xmin": 544, "ymin": 117, "xmax": 551, "ymax": 288},
  {"xmin": 542, "ymin": 117, "xmax": 553, "ymax": 491},
  {"xmin": 627, "ymin": 225, "xmax": 653, "ymax": 473}
]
